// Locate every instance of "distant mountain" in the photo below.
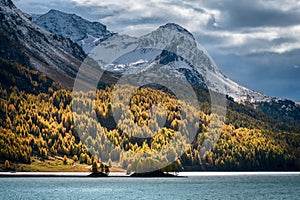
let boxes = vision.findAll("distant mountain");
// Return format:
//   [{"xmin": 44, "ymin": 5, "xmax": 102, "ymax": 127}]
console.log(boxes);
[
  {"xmin": 249, "ymin": 98, "xmax": 300, "ymax": 126},
  {"xmin": 29, "ymin": 10, "xmax": 296, "ymax": 105},
  {"xmin": 0, "ymin": 0, "xmax": 86, "ymax": 88},
  {"xmin": 32, "ymin": 9, "xmax": 115, "ymax": 53}
]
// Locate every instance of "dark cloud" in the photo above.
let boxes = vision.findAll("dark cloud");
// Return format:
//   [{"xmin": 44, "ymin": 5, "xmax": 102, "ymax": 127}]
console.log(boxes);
[
  {"xmin": 202, "ymin": 0, "xmax": 300, "ymax": 28},
  {"xmin": 227, "ymin": 6, "xmax": 300, "ymax": 28},
  {"xmin": 272, "ymin": 37, "xmax": 298, "ymax": 45},
  {"xmin": 212, "ymin": 49, "xmax": 300, "ymax": 101}
]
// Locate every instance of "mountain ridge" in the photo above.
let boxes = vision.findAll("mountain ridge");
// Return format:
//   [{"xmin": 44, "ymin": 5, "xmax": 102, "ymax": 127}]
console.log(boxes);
[
  {"xmin": 0, "ymin": 0, "xmax": 86, "ymax": 88},
  {"xmin": 32, "ymin": 9, "xmax": 115, "ymax": 53}
]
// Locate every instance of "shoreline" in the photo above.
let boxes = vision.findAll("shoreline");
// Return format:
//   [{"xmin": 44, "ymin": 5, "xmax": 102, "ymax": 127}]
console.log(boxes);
[{"xmin": 0, "ymin": 171, "xmax": 299, "ymax": 178}]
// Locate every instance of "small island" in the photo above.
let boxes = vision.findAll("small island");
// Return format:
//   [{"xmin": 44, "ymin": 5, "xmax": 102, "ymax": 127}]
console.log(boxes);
[
  {"xmin": 88, "ymin": 162, "xmax": 110, "ymax": 177},
  {"xmin": 130, "ymin": 170, "xmax": 178, "ymax": 177}
]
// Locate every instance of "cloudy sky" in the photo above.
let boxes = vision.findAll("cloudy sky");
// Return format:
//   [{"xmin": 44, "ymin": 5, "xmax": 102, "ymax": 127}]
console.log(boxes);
[{"xmin": 13, "ymin": 0, "xmax": 300, "ymax": 101}]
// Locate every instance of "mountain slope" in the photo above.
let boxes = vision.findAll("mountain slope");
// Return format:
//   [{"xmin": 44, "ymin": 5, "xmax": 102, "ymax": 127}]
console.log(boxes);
[
  {"xmin": 32, "ymin": 9, "xmax": 115, "ymax": 53},
  {"xmin": 0, "ymin": 57, "xmax": 299, "ymax": 171},
  {"xmin": 0, "ymin": 0, "xmax": 86, "ymax": 88}
]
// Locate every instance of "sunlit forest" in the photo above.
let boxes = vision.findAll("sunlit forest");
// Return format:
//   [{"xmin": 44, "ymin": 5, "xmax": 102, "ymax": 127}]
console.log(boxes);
[{"xmin": 1, "ymin": 58, "xmax": 300, "ymax": 171}]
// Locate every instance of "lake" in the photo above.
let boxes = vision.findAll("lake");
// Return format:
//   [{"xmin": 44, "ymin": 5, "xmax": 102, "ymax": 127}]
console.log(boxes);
[{"xmin": 0, "ymin": 173, "xmax": 299, "ymax": 199}]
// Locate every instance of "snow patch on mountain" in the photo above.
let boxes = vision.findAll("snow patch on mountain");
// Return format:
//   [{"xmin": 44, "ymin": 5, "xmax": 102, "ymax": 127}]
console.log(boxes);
[{"xmin": 90, "ymin": 34, "xmax": 138, "ymax": 66}]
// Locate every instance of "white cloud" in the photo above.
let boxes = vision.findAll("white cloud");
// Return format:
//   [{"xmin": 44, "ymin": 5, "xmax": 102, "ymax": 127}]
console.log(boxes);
[
  {"xmin": 69, "ymin": 0, "xmax": 216, "ymax": 32},
  {"xmin": 195, "ymin": 24, "xmax": 300, "ymax": 56}
]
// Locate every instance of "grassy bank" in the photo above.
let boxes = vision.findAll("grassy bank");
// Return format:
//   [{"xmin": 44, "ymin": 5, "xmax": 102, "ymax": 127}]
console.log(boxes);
[{"xmin": 0, "ymin": 156, "xmax": 125, "ymax": 172}]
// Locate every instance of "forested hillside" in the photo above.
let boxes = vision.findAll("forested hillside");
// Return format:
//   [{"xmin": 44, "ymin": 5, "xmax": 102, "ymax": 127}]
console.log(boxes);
[{"xmin": 0, "ymin": 58, "xmax": 299, "ymax": 171}]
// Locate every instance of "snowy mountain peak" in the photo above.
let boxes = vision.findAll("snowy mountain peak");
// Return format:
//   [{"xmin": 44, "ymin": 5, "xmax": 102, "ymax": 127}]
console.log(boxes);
[
  {"xmin": 88, "ymin": 24, "xmax": 267, "ymax": 103},
  {"xmin": 159, "ymin": 23, "xmax": 194, "ymax": 39},
  {"xmin": 33, "ymin": 10, "xmax": 115, "ymax": 53}
]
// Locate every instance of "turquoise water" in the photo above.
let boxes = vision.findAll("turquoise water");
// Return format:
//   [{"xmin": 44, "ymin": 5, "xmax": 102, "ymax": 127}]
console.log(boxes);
[{"xmin": 0, "ymin": 175, "xmax": 299, "ymax": 199}]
